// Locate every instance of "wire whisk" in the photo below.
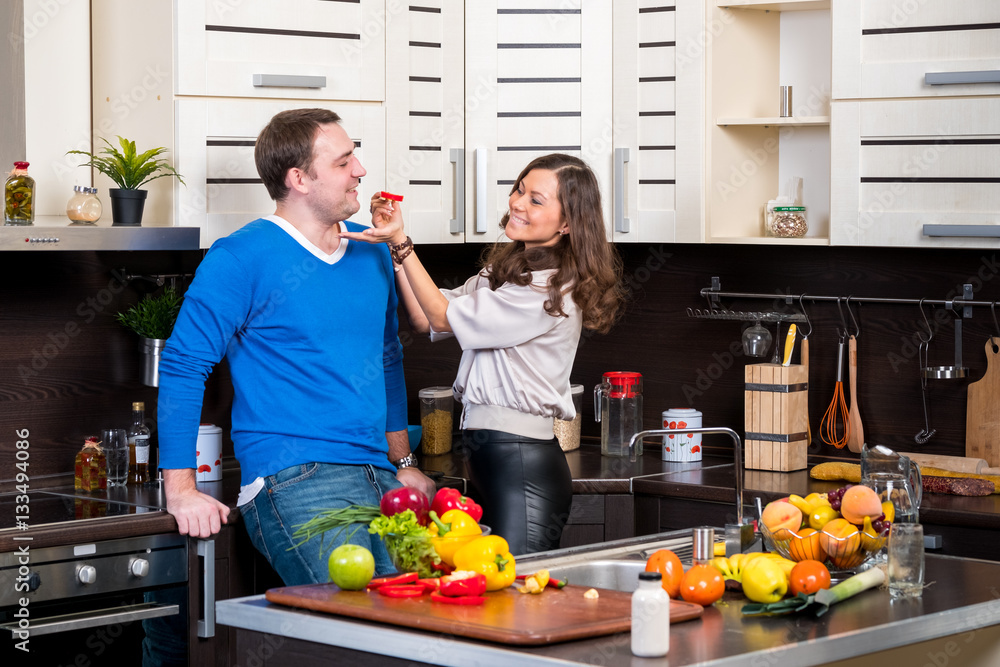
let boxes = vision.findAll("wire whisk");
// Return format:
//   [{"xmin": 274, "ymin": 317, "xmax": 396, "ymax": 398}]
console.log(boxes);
[{"xmin": 820, "ymin": 334, "xmax": 851, "ymax": 448}]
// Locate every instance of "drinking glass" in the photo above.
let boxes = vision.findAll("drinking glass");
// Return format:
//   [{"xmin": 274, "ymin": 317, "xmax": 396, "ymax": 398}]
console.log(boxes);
[
  {"xmin": 102, "ymin": 428, "xmax": 129, "ymax": 487},
  {"xmin": 888, "ymin": 523, "xmax": 924, "ymax": 599},
  {"xmin": 742, "ymin": 320, "xmax": 772, "ymax": 358}
]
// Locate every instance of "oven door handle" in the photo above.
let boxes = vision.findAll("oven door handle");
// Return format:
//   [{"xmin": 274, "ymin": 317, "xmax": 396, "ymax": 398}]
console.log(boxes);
[
  {"xmin": 0, "ymin": 601, "xmax": 179, "ymax": 637},
  {"xmin": 197, "ymin": 538, "xmax": 215, "ymax": 638}
]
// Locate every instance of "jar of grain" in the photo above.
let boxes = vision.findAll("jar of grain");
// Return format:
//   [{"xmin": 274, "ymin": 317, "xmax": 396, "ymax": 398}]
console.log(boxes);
[
  {"xmin": 555, "ymin": 384, "xmax": 584, "ymax": 452},
  {"xmin": 419, "ymin": 386, "xmax": 454, "ymax": 455}
]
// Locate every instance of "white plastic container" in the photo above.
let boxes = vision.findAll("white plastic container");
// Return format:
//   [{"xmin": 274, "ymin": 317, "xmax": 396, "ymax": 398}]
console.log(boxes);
[
  {"xmin": 631, "ymin": 571, "xmax": 670, "ymax": 657},
  {"xmin": 196, "ymin": 424, "xmax": 223, "ymax": 481},
  {"xmin": 661, "ymin": 408, "xmax": 702, "ymax": 462}
]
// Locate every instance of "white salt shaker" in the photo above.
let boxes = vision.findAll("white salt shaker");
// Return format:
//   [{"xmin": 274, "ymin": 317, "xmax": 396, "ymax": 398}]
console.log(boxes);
[{"xmin": 631, "ymin": 571, "xmax": 670, "ymax": 657}]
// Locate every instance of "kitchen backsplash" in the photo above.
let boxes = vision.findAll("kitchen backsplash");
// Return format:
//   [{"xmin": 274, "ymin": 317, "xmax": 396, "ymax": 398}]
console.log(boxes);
[{"xmin": 2, "ymin": 242, "xmax": 998, "ymax": 490}]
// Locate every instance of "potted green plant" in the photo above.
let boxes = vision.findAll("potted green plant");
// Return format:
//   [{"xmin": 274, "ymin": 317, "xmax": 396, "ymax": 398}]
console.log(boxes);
[
  {"xmin": 68, "ymin": 136, "xmax": 184, "ymax": 226},
  {"xmin": 116, "ymin": 287, "xmax": 183, "ymax": 387}
]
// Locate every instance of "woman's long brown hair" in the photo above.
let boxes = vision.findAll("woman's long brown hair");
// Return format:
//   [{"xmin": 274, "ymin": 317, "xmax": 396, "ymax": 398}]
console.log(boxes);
[{"xmin": 480, "ymin": 154, "xmax": 625, "ymax": 334}]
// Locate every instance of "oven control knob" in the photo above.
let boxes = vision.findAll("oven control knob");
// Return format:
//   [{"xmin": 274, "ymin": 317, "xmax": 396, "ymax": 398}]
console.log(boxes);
[
  {"xmin": 129, "ymin": 558, "xmax": 150, "ymax": 578},
  {"xmin": 26, "ymin": 572, "xmax": 41, "ymax": 592},
  {"xmin": 77, "ymin": 565, "xmax": 97, "ymax": 585}
]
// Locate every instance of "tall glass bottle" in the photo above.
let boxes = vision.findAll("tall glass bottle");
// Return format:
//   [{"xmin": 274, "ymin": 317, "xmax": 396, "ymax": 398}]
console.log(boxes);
[
  {"xmin": 127, "ymin": 401, "xmax": 151, "ymax": 485},
  {"xmin": 5, "ymin": 162, "xmax": 35, "ymax": 225}
]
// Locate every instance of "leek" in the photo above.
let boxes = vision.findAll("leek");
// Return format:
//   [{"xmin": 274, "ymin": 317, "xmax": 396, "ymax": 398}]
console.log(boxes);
[{"xmin": 813, "ymin": 567, "xmax": 885, "ymax": 609}]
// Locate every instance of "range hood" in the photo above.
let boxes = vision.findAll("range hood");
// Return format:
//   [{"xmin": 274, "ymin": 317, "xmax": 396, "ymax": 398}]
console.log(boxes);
[{"xmin": 0, "ymin": 216, "xmax": 199, "ymax": 251}]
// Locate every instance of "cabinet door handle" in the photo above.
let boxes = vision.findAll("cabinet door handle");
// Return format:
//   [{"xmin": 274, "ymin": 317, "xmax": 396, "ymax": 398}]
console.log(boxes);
[
  {"xmin": 614, "ymin": 147, "xmax": 630, "ymax": 234},
  {"xmin": 197, "ymin": 539, "xmax": 216, "ymax": 638},
  {"xmin": 924, "ymin": 70, "xmax": 1000, "ymax": 86},
  {"xmin": 475, "ymin": 148, "xmax": 488, "ymax": 234},
  {"xmin": 923, "ymin": 224, "xmax": 1000, "ymax": 238},
  {"xmin": 450, "ymin": 148, "xmax": 465, "ymax": 234},
  {"xmin": 252, "ymin": 74, "xmax": 327, "ymax": 89}
]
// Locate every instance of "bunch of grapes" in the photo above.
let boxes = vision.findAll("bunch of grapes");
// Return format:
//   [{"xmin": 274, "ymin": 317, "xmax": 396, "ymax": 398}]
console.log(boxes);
[
  {"xmin": 825, "ymin": 484, "xmax": 853, "ymax": 511},
  {"xmin": 870, "ymin": 514, "xmax": 891, "ymax": 536}
]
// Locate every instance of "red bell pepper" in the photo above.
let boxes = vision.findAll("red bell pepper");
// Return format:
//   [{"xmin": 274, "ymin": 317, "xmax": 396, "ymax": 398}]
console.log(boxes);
[
  {"xmin": 430, "ymin": 592, "xmax": 486, "ymax": 605},
  {"xmin": 438, "ymin": 571, "xmax": 487, "ymax": 597},
  {"xmin": 366, "ymin": 572, "xmax": 419, "ymax": 589},
  {"xmin": 430, "ymin": 488, "xmax": 483, "ymax": 523},
  {"xmin": 377, "ymin": 191, "xmax": 404, "ymax": 202},
  {"xmin": 376, "ymin": 584, "xmax": 426, "ymax": 598},
  {"xmin": 417, "ymin": 578, "xmax": 441, "ymax": 592}
]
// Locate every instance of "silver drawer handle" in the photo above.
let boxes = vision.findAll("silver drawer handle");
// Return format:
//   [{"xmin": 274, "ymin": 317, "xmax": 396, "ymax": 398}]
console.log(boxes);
[
  {"xmin": 923, "ymin": 224, "xmax": 1000, "ymax": 238},
  {"xmin": 614, "ymin": 147, "xmax": 630, "ymax": 234},
  {"xmin": 252, "ymin": 74, "xmax": 327, "ymax": 88},
  {"xmin": 0, "ymin": 602, "xmax": 178, "ymax": 637},
  {"xmin": 924, "ymin": 70, "xmax": 1000, "ymax": 86},
  {"xmin": 450, "ymin": 148, "xmax": 465, "ymax": 234},
  {"xmin": 475, "ymin": 148, "xmax": 488, "ymax": 234},
  {"xmin": 197, "ymin": 539, "xmax": 216, "ymax": 638}
]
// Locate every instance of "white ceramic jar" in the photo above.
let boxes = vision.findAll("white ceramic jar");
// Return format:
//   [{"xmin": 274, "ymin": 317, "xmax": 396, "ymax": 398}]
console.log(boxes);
[{"xmin": 661, "ymin": 408, "xmax": 702, "ymax": 462}]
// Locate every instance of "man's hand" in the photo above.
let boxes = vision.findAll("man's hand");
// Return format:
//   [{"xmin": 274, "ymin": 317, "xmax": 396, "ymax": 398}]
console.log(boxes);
[
  {"xmin": 163, "ymin": 468, "xmax": 230, "ymax": 538},
  {"xmin": 396, "ymin": 467, "xmax": 437, "ymax": 502}
]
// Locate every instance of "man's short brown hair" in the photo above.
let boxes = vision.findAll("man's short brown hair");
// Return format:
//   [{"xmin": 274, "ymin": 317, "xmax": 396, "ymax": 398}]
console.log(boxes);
[{"xmin": 255, "ymin": 108, "xmax": 343, "ymax": 202}]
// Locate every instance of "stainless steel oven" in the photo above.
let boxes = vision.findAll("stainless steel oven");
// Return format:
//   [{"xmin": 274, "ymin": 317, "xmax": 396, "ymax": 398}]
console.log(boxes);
[{"xmin": 0, "ymin": 492, "xmax": 192, "ymax": 665}]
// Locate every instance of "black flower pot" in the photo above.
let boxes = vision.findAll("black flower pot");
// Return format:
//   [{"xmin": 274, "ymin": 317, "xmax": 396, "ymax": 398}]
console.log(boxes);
[{"xmin": 109, "ymin": 188, "xmax": 148, "ymax": 226}]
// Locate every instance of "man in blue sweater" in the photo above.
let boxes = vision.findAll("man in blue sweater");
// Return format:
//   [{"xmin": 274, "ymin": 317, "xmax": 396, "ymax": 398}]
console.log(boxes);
[{"xmin": 157, "ymin": 108, "xmax": 436, "ymax": 584}]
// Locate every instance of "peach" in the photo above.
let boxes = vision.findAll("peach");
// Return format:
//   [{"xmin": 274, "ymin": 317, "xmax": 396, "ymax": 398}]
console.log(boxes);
[
  {"xmin": 761, "ymin": 500, "xmax": 803, "ymax": 539},
  {"xmin": 840, "ymin": 485, "xmax": 884, "ymax": 525}
]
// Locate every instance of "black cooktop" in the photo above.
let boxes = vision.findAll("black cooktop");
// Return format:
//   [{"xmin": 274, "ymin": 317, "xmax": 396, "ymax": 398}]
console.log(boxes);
[{"xmin": 0, "ymin": 487, "xmax": 165, "ymax": 531}]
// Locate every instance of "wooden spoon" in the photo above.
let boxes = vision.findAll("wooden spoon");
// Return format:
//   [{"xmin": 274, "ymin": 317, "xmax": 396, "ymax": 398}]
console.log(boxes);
[
  {"xmin": 846, "ymin": 334, "xmax": 864, "ymax": 453},
  {"xmin": 802, "ymin": 336, "xmax": 811, "ymax": 444}
]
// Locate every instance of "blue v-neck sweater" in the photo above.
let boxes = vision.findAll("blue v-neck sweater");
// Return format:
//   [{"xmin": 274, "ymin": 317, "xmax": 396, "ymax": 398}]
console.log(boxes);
[{"xmin": 157, "ymin": 218, "xmax": 407, "ymax": 484}]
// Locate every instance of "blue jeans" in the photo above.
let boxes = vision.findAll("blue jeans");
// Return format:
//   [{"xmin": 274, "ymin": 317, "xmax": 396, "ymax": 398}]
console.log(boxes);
[{"xmin": 241, "ymin": 462, "xmax": 401, "ymax": 585}]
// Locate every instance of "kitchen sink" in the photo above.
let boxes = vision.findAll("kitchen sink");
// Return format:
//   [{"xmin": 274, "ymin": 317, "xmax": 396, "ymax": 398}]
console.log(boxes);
[{"xmin": 543, "ymin": 559, "xmax": 647, "ymax": 593}]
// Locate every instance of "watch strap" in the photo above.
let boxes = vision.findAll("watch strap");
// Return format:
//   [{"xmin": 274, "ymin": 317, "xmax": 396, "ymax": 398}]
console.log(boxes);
[{"xmin": 392, "ymin": 453, "xmax": 418, "ymax": 470}]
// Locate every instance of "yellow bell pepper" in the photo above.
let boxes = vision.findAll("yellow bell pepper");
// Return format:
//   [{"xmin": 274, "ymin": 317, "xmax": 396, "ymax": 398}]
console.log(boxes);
[
  {"xmin": 453, "ymin": 535, "xmax": 516, "ymax": 591},
  {"xmin": 428, "ymin": 509, "xmax": 482, "ymax": 567}
]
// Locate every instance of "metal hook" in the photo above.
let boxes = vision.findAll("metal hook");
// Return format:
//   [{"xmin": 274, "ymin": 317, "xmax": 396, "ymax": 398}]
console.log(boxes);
[
  {"xmin": 835, "ymin": 297, "xmax": 849, "ymax": 339},
  {"xmin": 992, "ymin": 300, "xmax": 1000, "ymax": 340},
  {"xmin": 844, "ymin": 295, "xmax": 861, "ymax": 338},
  {"xmin": 798, "ymin": 293, "xmax": 813, "ymax": 339},
  {"xmin": 917, "ymin": 298, "xmax": 934, "ymax": 344}
]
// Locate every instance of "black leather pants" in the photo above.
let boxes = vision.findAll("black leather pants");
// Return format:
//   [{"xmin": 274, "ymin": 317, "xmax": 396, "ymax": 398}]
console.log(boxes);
[{"xmin": 459, "ymin": 429, "xmax": 573, "ymax": 556}]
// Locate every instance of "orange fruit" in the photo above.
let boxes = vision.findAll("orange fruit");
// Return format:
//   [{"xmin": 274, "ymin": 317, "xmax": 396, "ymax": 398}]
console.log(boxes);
[
  {"xmin": 645, "ymin": 549, "xmax": 684, "ymax": 598},
  {"xmin": 679, "ymin": 563, "xmax": 725, "ymax": 606},
  {"xmin": 787, "ymin": 527, "xmax": 828, "ymax": 563}
]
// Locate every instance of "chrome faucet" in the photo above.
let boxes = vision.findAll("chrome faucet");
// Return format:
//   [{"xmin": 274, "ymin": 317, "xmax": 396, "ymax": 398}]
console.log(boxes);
[{"xmin": 628, "ymin": 427, "xmax": 756, "ymax": 556}]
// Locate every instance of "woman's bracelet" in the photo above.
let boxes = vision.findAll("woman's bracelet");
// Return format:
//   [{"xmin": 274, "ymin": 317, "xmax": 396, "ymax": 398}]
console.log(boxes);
[{"xmin": 389, "ymin": 236, "xmax": 414, "ymax": 265}]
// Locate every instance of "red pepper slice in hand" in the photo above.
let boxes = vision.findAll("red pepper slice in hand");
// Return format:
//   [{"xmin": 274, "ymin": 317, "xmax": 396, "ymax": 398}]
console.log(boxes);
[
  {"xmin": 377, "ymin": 191, "xmax": 404, "ymax": 202},
  {"xmin": 376, "ymin": 584, "xmax": 427, "ymax": 598},
  {"xmin": 430, "ymin": 592, "xmax": 486, "ymax": 605},
  {"xmin": 367, "ymin": 572, "xmax": 419, "ymax": 589}
]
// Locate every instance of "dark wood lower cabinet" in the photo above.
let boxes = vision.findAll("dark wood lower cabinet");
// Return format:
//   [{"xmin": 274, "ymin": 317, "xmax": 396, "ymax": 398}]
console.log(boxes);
[
  {"xmin": 234, "ymin": 631, "xmax": 435, "ymax": 667},
  {"xmin": 560, "ymin": 493, "xmax": 635, "ymax": 548}
]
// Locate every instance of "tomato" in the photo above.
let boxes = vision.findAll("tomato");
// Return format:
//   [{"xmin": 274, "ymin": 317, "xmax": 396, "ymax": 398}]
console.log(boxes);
[
  {"xmin": 678, "ymin": 564, "xmax": 725, "ymax": 606},
  {"xmin": 328, "ymin": 544, "xmax": 375, "ymax": 590},
  {"xmin": 645, "ymin": 549, "xmax": 684, "ymax": 598},
  {"xmin": 788, "ymin": 560, "xmax": 831, "ymax": 597}
]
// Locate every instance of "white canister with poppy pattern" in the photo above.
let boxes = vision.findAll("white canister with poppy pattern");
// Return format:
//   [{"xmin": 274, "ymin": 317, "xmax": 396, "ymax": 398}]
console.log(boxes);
[{"xmin": 661, "ymin": 409, "xmax": 702, "ymax": 462}]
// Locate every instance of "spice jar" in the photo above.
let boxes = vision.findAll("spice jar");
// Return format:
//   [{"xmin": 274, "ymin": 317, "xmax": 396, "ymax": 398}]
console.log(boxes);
[
  {"xmin": 765, "ymin": 205, "xmax": 808, "ymax": 238},
  {"xmin": 419, "ymin": 386, "xmax": 454, "ymax": 455},
  {"xmin": 5, "ymin": 161, "xmax": 35, "ymax": 225},
  {"xmin": 67, "ymin": 185, "xmax": 103, "ymax": 224},
  {"xmin": 555, "ymin": 384, "xmax": 584, "ymax": 452},
  {"xmin": 74, "ymin": 436, "xmax": 108, "ymax": 492}
]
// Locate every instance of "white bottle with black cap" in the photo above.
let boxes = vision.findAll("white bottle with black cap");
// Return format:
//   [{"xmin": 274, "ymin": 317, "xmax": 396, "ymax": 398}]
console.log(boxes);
[{"xmin": 632, "ymin": 570, "xmax": 670, "ymax": 657}]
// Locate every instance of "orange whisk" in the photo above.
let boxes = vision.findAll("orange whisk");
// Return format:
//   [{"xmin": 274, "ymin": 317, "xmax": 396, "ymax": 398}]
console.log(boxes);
[{"xmin": 820, "ymin": 335, "xmax": 851, "ymax": 448}]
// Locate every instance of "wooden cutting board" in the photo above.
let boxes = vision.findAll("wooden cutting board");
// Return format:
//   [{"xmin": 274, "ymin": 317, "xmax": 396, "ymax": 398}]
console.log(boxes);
[
  {"xmin": 265, "ymin": 583, "xmax": 703, "ymax": 646},
  {"xmin": 967, "ymin": 337, "xmax": 1000, "ymax": 467}
]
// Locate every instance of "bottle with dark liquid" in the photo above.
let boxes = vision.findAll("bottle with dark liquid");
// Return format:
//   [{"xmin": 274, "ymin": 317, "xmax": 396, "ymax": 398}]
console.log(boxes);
[{"xmin": 127, "ymin": 401, "xmax": 151, "ymax": 485}]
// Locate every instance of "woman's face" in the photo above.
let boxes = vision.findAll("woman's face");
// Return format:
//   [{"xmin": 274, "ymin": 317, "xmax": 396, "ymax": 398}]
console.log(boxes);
[{"xmin": 505, "ymin": 168, "xmax": 567, "ymax": 249}]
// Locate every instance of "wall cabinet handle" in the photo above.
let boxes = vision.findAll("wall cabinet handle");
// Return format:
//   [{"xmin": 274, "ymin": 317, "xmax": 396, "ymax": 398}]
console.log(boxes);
[
  {"xmin": 924, "ymin": 70, "xmax": 1000, "ymax": 86},
  {"xmin": 450, "ymin": 148, "xmax": 465, "ymax": 234},
  {"xmin": 923, "ymin": 224, "xmax": 1000, "ymax": 238},
  {"xmin": 475, "ymin": 148, "xmax": 488, "ymax": 234},
  {"xmin": 614, "ymin": 147, "xmax": 630, "ymax": 234},
  {"xmin": 197, "ymin": 539, "xmax": 216, "ymax": 638},
  {"xmin": 252, "ymin": 74, "xmax": 327, "ymax": 88}
]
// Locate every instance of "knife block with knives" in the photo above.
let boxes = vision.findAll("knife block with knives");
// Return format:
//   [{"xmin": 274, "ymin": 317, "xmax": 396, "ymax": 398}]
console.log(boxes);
[{"xmin": 745, "ymin": 363, "xmax": 809, "ymax": 471}]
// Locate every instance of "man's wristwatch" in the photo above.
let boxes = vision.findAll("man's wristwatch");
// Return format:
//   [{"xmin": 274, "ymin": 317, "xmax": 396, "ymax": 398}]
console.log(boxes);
[{"xmin": 392, "ymin": 453, "xmax": 418, "ymax": 471}]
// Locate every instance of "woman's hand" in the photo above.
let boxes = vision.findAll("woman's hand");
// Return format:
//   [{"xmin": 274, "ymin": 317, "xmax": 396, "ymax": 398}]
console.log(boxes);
[{"xmin": 339, "ymin": 193, "xmax": 408, "ymax": 245}]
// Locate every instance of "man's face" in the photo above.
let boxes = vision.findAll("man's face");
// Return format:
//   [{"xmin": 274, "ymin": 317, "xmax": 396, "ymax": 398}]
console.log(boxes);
[{"xmin": 302, "ymin": 123, "xmax": 367, "ymax": 224}]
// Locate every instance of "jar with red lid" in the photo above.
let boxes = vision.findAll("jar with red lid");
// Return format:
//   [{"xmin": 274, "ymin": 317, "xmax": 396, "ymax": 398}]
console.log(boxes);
[{"xmin": 594, "ymin": 371, "xmax": 643, "ymax": 457}]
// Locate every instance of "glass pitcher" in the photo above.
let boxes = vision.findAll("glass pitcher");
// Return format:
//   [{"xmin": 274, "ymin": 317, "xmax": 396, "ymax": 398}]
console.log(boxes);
[
  {"xmin": 861, "ymin": 443, "xmax": 922, "ymax": 524},
  {"xmin": 594, "ymin": 372, "xmax": 643, "ymax": 457}
]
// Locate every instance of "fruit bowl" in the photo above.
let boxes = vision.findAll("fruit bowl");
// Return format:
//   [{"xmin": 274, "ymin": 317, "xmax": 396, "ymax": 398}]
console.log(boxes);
[
  {"xmin": 760, "ymin": 520, "xmax": 887, "ymax": 573},
  {"xmin": 383, "ymin": 525, "xmax": 490, "ymax": 577}
]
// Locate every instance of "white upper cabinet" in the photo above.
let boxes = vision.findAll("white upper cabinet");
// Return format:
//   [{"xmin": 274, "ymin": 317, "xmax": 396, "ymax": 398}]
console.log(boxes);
[
  {"xmin": 833, "ymin": 0, "xmax": 1000, "ymax": 100},
  {"xmin": 175, "ymin": 0, "xmax": 385, "ymax": 101}
]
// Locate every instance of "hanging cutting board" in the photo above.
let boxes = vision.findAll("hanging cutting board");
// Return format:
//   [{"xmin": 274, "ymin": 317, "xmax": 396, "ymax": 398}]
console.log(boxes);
[
  {"xmin": 265, "ymin": 583, "xmax": 703, "ymax": 646},
  {"xmin": 967, "ymin": 337, "xmax": 1000, "ymax": 467}
]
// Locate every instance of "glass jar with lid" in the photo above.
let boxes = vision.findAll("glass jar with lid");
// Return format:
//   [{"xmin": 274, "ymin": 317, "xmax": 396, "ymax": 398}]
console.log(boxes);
[
  {"xmin": 419, "ymin": 386, "xmax": 454, "ymax": 455},
  {"xmin": 67, "ymin": 185, "xmax": 103, "ymax": 224},
  {"xmin": 555, "ymin": 384, "xmax": 584, "ymax": 452},
  {"xmin": 5, "ymin": 161, "xmax": 35, "ymax": 225}
]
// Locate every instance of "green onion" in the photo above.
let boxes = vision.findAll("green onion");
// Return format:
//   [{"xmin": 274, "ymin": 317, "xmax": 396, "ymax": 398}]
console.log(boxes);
[{"xmin": 290, "ymin": 504, "xmax": 382, "ymax": 550}]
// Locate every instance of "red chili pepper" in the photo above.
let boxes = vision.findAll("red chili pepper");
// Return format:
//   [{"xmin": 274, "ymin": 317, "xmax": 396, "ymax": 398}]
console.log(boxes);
[
  {"xmin": 430, "ymin": 592, "xmax": 486, "ymax": 605},
  {"xmin": 376, "ymin": 584, "xmax": 426, "ymax": 598},
  {"xmin": 430, "ymin": 488, "xmax": 484, "ymax": 523},
  {"xmin": 514, "ymin": 574, "xmax": 567, "ymax": 589},
  {"xmin": 417, "ymin": 578, "xmax": 441, "ymax": 592},
  {"xmin": 366, "ymin": 572, "xmax": 419, "ymax": 589},
  {"xmin": 438, "ymin": 572, "xmax": 487, "ymax": 597},
  {"xmin": 377, "ymin": 191, "xmax": 404, "ymax": 202}
]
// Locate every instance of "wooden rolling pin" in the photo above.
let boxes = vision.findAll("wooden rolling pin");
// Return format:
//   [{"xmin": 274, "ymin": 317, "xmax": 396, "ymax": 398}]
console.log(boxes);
[{"xmin": 898, "ymin": 452, "xmax": 987, "ymax": 475}]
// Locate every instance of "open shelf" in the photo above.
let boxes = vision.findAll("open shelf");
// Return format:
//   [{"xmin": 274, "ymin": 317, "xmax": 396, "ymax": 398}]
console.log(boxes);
[
  {"xmin": 718, "ymin": 1, "xmax": 830, "ymax": 11},
  {"xmin": 717, "ymin": 116, "xmax": 830, "ymax": 126},
  {"xmin": 709, "ymin": 235, "xmax": 830, "ymax": 246}
]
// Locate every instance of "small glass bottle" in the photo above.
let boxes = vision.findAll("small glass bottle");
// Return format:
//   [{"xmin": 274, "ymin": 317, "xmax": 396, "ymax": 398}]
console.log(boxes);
[
  {"xmin": 5, "ymin": 161, "xmax": 35, "ymax": 225},
  {"xmin": 67, "ymin": 186, "xmax": 103, "ymax": 224},
  {"xmin": 128, "ymin": 401, "xmax": 151, "ymax": 485},
  {"xmin": 632, "ymin": 571, "xmax": 670, "ymax": 657},
  {"xmin": 75, "ymin": 437, "xmax": 108, "ymax": 492}
]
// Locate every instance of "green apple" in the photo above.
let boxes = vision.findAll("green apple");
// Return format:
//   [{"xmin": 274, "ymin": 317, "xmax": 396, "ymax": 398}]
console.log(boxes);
[{"xmin": 328, "ymin": 544, "xmax": 375, "ymax": 590}]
